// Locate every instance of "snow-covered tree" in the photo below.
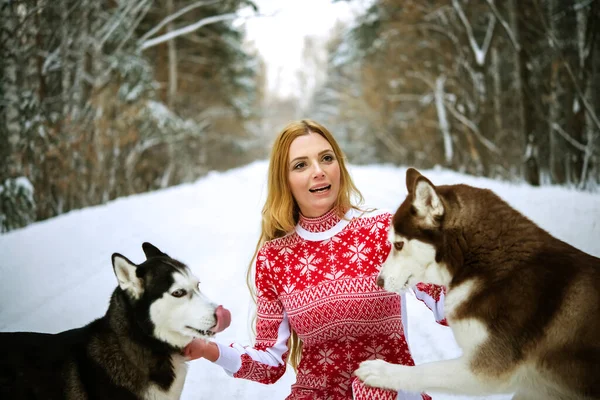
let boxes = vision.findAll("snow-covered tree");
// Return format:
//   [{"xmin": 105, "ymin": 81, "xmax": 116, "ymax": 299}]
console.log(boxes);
[
  {"xmin": 0, "ymin": 0, "xmax": 263, "ymax": 232},
  {"xmin": 0, "ymin": 177, "xmax": 36, "ymax": 233},
  {"xmin": 314, "ymin": 0, "xmax": 599, "ymax": 187}
]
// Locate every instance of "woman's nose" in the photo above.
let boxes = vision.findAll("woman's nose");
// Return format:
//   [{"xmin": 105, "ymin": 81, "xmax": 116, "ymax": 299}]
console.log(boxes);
[{"xmin": 312, "ymin": 163, "xmax": 324, "ymax": 177}]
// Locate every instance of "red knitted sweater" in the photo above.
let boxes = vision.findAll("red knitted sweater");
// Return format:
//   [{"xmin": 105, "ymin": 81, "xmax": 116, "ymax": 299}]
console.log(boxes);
[{"xmin": 215, "ymin": 208, "xmax": 446, "ymax": 399}]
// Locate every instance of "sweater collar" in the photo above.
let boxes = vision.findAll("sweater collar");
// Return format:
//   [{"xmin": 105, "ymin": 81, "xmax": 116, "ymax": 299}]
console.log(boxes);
[
  {"xmin": 298, "ymin": 207, "xmax": 341, "ymax": 233},
  {"xmin": 295, "ymin": 208, "xmax": 356, "ymax": 241}
]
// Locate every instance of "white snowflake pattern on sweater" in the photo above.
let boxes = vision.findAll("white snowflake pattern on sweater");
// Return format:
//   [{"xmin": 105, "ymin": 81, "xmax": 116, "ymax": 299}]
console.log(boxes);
[{"xmin": 215, "ymin": 208, "xmax": 446, "ymax": 399}]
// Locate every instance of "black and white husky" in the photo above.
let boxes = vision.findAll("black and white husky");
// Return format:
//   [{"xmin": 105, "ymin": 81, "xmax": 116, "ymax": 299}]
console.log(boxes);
[{"xmin": 0, "ymin": 242, "xmax": 224, "ymax": 399}]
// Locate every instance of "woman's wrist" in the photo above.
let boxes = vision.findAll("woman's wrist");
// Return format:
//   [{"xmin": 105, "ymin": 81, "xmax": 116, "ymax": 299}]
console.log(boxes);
[
  {"xmin": 203, "ymin": 341, "xmax": 220, "ymax": 362},
  {"xmin": 184, "ymin": 339, "xmax": 220, "ymax": 362}
]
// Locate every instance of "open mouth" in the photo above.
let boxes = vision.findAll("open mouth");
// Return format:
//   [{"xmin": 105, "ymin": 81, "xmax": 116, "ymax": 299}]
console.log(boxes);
[
  {"xmin": 186, "ymin": 326, "xmax": 215, "ymax": 337},
  {"xmin": 309, "ymin": 185, "xmax": 331, "ymax": 193}
]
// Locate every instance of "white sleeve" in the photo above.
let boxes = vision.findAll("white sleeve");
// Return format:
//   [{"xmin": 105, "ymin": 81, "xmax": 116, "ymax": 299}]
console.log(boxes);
[
  {"xmin": 214, "ymin": 312, "xmax": 291, "ymax": 375},
  {"xmin": 413, "ymin": 285, "xmax": 446, "ymax": 323}
]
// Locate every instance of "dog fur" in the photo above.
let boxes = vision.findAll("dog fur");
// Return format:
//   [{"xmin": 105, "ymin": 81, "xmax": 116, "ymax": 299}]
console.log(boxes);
[
  {"xmin": 0, "ymin": 242, "xmax": 219, "ymax": 400},
  {"xmin": 355, "ymin": 168, "xmax": 600, "ymax": 400}
]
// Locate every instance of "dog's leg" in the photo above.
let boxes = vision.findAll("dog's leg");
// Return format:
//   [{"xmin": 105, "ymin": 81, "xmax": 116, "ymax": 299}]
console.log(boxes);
[{"xmin": 355, "ymin": 357, "xmax": 509, "ymax": 396}]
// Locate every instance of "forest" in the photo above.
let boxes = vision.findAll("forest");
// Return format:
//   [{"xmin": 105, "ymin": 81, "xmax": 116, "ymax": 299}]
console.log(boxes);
[{"xmin": 1, "ymin": 0, "xmax": 598, "ymax": 232}]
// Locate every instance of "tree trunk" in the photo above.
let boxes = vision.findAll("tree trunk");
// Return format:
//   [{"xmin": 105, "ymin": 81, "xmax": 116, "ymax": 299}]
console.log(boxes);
[
  {"xmin": 434, "ymin": 75, "xmax": 453, "ymax": 166},
  {"xmin": 1, "ymin": 2, "xmax": 21, "ymax": 177},
  {"xmin": 60, "ymin": 1, "xmax": 71, "ymax": 119},
  {"xmin": 509, "ymin": 0, "xmax": 539, "ymax": 185},
  {"xmin": 491, "ymin": 47, "xmax": 502, "ymax": 138},
  {"xmin": 547, "ymin": 0, "xmax": 565, "ymax": 184},
  {"xmin": 576, "ymin": 2, "xmax": 595, "ymax": 189},
  {"xmin": 166, "ymin": 0, "xmax": 178, "ymax": 109}
]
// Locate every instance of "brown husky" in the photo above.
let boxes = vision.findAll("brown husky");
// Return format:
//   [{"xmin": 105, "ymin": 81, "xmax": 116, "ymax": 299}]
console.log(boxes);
[{"xmin": 355, "ymin": 168, "xmax": 600, "ymax": 400}]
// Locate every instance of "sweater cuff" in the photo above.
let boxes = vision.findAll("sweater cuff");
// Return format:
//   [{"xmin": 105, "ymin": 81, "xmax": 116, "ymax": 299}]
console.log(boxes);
[{"xmin": 214, "ymin": 342, "xmax": 242, "ymax": 375}]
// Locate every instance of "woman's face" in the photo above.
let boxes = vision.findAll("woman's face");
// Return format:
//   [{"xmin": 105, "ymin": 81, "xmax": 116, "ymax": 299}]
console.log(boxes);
[{"xmin": 287, "ymin": 132, "xmax": 341, "ymax": 218}]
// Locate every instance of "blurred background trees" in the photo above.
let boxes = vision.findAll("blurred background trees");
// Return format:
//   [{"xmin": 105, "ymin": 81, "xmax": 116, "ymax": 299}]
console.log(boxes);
[
  {"xmin": 1, "ymin": 0, "xmax": 262, "ymax": 231},
  {"xmin": 1, "ymin": 0, "xmax": 598, "ymax": 232},
  {"xmin": 311, "ymin": 0, "xmax": 599, "ymax": 187}
]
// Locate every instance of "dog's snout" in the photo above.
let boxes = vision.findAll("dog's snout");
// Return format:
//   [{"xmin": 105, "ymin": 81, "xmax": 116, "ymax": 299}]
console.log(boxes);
[
  {"xmin": 376, "ymin": 276, "xmax": 385, "ymax": 288},
  {"xmin": 209, "ymin": 305, "xmax": 231, "ymax": 333}
]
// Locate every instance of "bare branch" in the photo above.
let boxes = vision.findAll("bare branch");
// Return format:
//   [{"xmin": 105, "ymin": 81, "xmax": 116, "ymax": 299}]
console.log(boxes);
[
  {"xmin": 408, "ymin": 71, "xmax": 501, "ymax": 154},
  {"xmin": 99, "ymin": 0, "xmax": 151, "ymax": 47},
  {"xmin": 485, "ymin": 0, "xmax": 521, "ymax": 52},
  {"xmin": 481, "ymin": 12, "xmax": 496, "ymax": 60},
  {"xmin": 452, "ymin": 0, "xmax": 496, "ymax": 66},
  {"xmin": 140, "ymin": 12, "xmax": 239, "ymax": 50},
  {"xmin": 138, "ymin": 0, "xmax": 221, "ymax": 44},
  {"xmin": 444, "ymin": 99, "xmax": 501, "ymax": 154},
  {"xmin": 532, "ymin": 0, "xmax": 600, "ymax": 135},
  {"xmin": 419, "ymin": 23, "xmax": 462, "ymax": 54},
  {"xmin": 115, "ymin": 0, "xmax": 154, "ymax": 53},
  {"xmin": 551, "ymin": 123, "xmax": 596, "ymax": 153}
]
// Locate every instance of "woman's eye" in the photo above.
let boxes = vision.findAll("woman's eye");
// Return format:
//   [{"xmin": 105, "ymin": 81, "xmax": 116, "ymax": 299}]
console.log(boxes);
[
  {"xmin": 394, "ymin": 241, "xmax": 404, "ymax": 251},
  {"xmin": 293, "ymin": 162, "xmax": 306, "ymax": 170},
  {"xmin": 171, "ymin": 289, "xmax": 187, "ymax": 298},
  {"xmin": 322, "ymin": 154, "xmax": 334, "ymax": 162}
]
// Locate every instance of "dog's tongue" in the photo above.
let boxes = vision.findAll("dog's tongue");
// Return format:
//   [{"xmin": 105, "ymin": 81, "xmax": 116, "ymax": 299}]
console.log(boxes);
[{"xmin": 210, "ymin": 305, "xmax": 231, "ymax": 333}]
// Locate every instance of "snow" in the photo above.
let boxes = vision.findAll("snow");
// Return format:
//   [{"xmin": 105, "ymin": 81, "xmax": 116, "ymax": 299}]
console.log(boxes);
[
  {"xmin": 1, "ymin": 161, "xmax": 599, "ymax": 400},
  {"xmin": 13, "ymin": 177, "xmax": 35, "ymax": 201}
]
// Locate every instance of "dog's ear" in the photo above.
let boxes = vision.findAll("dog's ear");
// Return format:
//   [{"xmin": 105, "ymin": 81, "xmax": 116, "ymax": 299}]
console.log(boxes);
[
  {"xmin": 412, "ymin": 174, "xmax": 444, "ymax": 228},
  {"xmin": 142, "ymin": 242, "xmax": 167, "ymax": 259},
  {"xmin": 112, "ymin": 253, "xmax": 144, "ymax": 299},
  {"xmin": 406, "ymin": 168, "xmax": 422, "ymax": 194}
]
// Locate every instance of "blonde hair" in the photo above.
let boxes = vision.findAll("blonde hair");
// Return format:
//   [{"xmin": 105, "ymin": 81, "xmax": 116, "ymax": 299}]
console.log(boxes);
[{"xmin": 246, "ymin": 119, "xmax": 364, "ymax": 371}]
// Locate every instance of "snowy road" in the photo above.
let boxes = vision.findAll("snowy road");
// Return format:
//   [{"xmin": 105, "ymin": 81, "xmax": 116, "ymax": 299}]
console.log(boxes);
[{"xmin": 1, "ymin": 161, "xmax": 598, "ymax": 399}]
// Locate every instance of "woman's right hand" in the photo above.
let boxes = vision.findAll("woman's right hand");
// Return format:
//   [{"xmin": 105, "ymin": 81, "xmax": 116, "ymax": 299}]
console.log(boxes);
[
  {"xmin": 184, "ymin": 305, "xmax": 230, "ymax": 362},
  {"xmin": 184, "ymin": 339, "xmax": 220, "ymax": 362}
]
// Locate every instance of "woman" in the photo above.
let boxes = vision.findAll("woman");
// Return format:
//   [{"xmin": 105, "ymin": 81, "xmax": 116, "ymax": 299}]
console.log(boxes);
[{"xmin": 185, "ymin": 120, "xmax": 446, "ymax": 399}]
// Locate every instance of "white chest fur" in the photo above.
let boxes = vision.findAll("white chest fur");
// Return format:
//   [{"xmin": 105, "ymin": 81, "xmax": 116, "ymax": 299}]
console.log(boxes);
[
  {"xmin": 144, "ymin": 355, "xmax": 188, "ymax": 400},
  {"xmin": 445, "ymin": 280, "xmax": 489, "ymax": 356}
]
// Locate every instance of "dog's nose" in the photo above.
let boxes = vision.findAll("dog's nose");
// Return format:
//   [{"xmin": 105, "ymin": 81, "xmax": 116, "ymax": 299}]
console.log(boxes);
[{"xmin": 376, "ymin": 276, "xmax": 385, "ymax": 288}]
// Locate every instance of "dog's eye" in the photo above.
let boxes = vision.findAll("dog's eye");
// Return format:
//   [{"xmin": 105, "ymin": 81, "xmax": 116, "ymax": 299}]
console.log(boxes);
[
  {"xmin": 171, "ymin": 289, "xmax": 187, "ymax": 298},
  {"xmin": 394, "ymin": 241, "xmax": 404, "ymax": 251}
]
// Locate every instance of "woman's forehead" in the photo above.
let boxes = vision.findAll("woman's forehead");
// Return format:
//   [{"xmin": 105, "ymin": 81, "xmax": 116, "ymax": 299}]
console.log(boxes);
[{"xmin": 288, "ymin": 132, "xmax": 333, "ymax": 157}]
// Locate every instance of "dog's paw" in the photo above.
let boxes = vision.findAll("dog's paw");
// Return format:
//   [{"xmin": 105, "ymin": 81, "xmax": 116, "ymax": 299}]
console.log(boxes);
[{"xmin": 354, "ymin": 359, "xmax": 403, "ymax": 391}]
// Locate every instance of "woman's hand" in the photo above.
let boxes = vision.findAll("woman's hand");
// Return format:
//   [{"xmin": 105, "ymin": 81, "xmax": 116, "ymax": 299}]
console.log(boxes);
[
  {"xmin": 184, "ymin": 305, "xmax": 230, "ymax": 362},
  {"xmin": 184, "ymin": 339, "xmax": 219, "ymax": 362}
]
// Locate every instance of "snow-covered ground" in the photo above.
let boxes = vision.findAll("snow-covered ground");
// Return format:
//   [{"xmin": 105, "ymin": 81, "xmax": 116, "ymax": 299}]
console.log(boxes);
[{"xmin": 1, "ymin": 161, "xmax": 598, "ymax": 399}]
